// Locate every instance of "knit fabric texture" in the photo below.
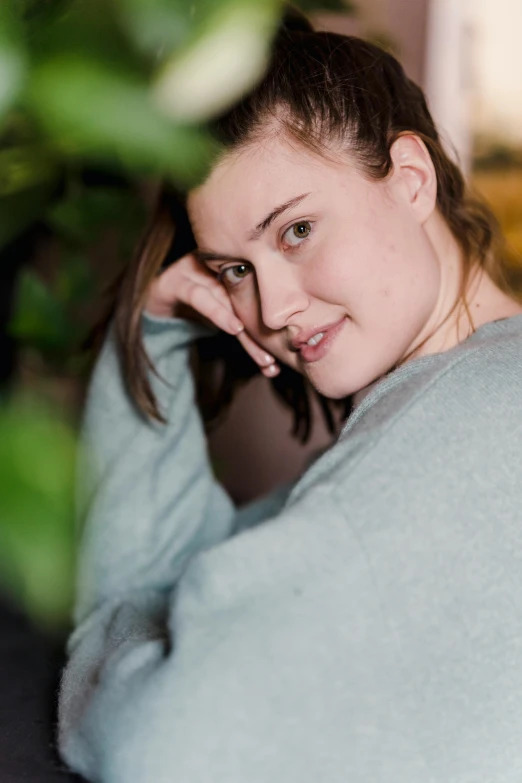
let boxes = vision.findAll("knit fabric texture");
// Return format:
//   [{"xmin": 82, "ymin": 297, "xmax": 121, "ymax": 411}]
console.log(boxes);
[{"xmin": 58, "ymin": 312, "xmax": 522, "ymax": 783}]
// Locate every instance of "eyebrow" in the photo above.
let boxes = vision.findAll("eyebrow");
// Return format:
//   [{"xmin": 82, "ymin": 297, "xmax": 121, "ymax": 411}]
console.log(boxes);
[
  {"xmin": 193, "ymin": 191, "xmax": 312, "ymax": 265},
  {"xmin": 193, "ymin": 249, "xmax": 246, "ymax": 265},
  {"xmin": 248, "ymin": 192, "xmax": 311, "ymax": 241}
]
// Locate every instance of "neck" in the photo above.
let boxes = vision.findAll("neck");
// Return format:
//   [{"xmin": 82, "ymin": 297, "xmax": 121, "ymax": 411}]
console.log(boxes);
[
  {"xmin": 406, "ymin": 213, "xmax": 522, "ymax": 362},
  {"xmin": 352, "ymin": 219, "xmax": 522, "ymax": 410}
]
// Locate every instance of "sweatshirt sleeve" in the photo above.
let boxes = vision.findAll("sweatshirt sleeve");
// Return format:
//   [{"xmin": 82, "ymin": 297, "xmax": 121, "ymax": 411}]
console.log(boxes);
[
  {"xmin": 73, "ymin": 312, "xmax": 235, "ymax": 622},
  {"xmin": 58, "ymin": 312, "xmax": 291, "ymax": 778}
]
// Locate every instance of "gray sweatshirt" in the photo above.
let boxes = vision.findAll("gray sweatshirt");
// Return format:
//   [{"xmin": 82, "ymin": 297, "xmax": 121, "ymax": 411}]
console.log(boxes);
[{"xmin": 58, "ymin": 312, "xmax": 522, "ymax": 783}]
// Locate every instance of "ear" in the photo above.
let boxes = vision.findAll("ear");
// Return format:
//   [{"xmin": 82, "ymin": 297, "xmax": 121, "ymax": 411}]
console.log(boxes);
[{"xmin": 389, "ymin": 134, "xmax": 437, "ymax": 224}]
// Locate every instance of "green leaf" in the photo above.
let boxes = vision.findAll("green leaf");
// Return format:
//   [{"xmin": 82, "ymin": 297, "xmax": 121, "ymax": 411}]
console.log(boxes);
[
  {"xmin": 0, "ymin": 180, "xmax": 55, "ymax": 249},
  {"xmin": 153, "ymin": 0, "xmax": 281, "ymax": 123},
  {"xmin": 0, "ymin": 3, "xmax": 27, "ymax": 122},
  {"xmin": 294, "ymin": 0, "xmax": 355, "ymax": 11},
  {"xmin": 14, "ymin": 0, "xmax": 71, "ymax": 28},
  {"xmin": 0, "ymin": 144, "xmax": 58, "ymax": 196},
  {"xmin": 0, "ymin": 397, "xmax": 77, "ymax": 632},
  {"xmin": 9, "ymin": 268, "xmax": 76, "ymax": 352},
  {"xmin": 115, "ymin": 0, "xmax": 195, "ymax": 59},
  {"xmin": 28, "ymin": 54, "xmax": 218, "ymax": 185},
  {"xmin": 54, "ymin": 252, "xmax": 95, "ymax": 306},
  {"xmin": 47, "ymin": 186, "xmax": 138, "ymax": 245}
]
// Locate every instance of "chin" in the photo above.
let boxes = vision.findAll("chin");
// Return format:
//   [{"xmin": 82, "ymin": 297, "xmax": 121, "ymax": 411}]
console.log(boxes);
[
  {"xmin": 306, "ymin": 373, "xmax": 356, "ymax": 401},
  {"xmin": 306, "ymin": 363, "xmax": 382, "ymax": 401}
]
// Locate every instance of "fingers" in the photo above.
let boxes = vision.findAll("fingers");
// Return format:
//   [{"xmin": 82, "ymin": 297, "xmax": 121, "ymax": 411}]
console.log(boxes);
[
  {"xmin": 151, "ymin": 255, "xmax": 281, "ymax": 377},
  {"xmin": 183, "ymin": 280, "xmax": 244, "ymax": 334},
  {"xmin": 236, "ymin": 331, "xmax": 280, "ymax": 377},
  {"xmin": 177, "ymin": 266, "xmax": 281, "ymax": 376},
  {"xmin": 236, "ymin": 330, "xmax": 273, "ymax": 366},
  {"xmin": 186, "ymin": 282, "xmax": 281, "ymax": 377},
  {"xmin": 149, "ymin": 255, "xmax": 242, "ymax": 333},
  {"xmin": 261, "ymin": 363, "xmax": 281, "ymax": 378},
  {"xmin": 181, "ymin": 283, "xmax": 281, "ymax": 376}
]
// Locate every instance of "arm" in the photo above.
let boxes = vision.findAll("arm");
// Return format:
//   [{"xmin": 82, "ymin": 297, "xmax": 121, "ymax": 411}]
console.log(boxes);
[
  {"xmin": 59, "ymin": 312, "xmax": 291, "ymax": 778},
  {"xmin": 59, "ymin": 480, "xmax": 350, "ymax": 783},
  {"xmin": 60, "ymin": 344, "xmax": 522, "ymax": 783},
  {"xmin": 73, "ymin": 311, "xmax": 235, "ymax": 622}
]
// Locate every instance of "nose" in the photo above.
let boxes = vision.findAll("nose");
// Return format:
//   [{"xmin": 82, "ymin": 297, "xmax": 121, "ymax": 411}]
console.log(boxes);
[{"xmin": 256, "ymin": 261, "xmax": 310, "ymax": 331}]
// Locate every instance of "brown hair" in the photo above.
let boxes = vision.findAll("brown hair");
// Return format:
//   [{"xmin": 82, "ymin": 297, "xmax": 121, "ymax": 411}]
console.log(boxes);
[{"xmin": 111, "ymin": 9, "xmax": 507, "ymax": 439}]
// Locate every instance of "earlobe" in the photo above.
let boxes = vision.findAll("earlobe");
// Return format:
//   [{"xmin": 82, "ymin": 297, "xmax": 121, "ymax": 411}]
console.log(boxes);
[{"xmin": 390, "ymin": 134, "xmax": 437, "ymax": 224}]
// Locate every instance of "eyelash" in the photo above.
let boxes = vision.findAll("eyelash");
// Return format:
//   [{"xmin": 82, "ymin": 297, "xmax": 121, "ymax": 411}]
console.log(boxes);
[{"xmin": 217, "ymin": 219, "xmax": 315, "ymax": 289}]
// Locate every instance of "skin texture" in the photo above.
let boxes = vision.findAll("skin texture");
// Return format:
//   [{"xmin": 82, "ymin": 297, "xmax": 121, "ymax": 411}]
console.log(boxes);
[{"xmin": 149, "ymin": 132, "xmax": 522, "ymax": 399}]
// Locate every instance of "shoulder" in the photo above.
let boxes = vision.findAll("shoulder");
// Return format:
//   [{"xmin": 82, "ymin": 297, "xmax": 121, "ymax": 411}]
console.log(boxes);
[
  {"xmin": 293, "ymin": 316, "xmax": 522, "ymax": 506},
  {"xmin": 348, "ymin": 315, "xmax": 522, "ymax": 438}
]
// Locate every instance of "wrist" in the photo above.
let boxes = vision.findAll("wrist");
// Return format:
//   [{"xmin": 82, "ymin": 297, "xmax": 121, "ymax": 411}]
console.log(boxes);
[{"xmin": 144, "ymin": 292, "xmax": 176, "ymax": 320}]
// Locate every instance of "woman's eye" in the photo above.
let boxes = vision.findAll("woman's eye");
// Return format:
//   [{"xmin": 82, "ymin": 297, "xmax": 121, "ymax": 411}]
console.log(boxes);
[
  {"xmin": 219, "ymin": 263, "xmax": 251, "ymax": 287},
  {"xmin": 282, "ymin": 220, "xmax": 313, "ymax": 248}
]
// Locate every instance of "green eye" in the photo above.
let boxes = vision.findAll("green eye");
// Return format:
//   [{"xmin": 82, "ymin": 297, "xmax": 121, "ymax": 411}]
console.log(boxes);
[
  {"xmin": 284, "ymin": 220, "xmax": 313, "ymax": 247},
  {"xmin": 220, "ymin": 263, "xmax": 251, "ymax": 288},
  {"xmin": 233, "ymin": 265, "xmax": 249, "ymax": 277}
]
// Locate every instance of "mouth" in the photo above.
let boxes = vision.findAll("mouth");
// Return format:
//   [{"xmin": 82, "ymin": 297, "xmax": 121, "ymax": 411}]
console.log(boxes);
[{"xmin": 297, "ymin": 317, "xmax": 347, "ymax": 364}]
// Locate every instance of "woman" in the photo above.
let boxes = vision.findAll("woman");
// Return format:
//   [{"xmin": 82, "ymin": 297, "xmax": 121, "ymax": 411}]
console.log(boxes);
[{"xmin": 58, "ymin": 12, "xmax": 522, "ymax": 783}]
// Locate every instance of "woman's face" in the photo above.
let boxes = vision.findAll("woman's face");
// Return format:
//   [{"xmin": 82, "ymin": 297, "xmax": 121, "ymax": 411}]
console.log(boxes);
[{"xmin": 188, "ymin": 135, "xmax": 442, "ymax": 399}]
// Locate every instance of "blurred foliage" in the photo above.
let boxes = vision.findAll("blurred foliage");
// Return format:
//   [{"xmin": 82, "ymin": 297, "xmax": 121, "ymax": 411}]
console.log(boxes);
[
  {"xmin": 8, "ymin": 179, "xmax": 145, "ymax": 371},
  {"xmin": 0, "ymin": 397, "xmax": 77, "ymax": 633},
  {"xmin": 0, "ymin": 0, "xmax": 354, "ymax": 630}
]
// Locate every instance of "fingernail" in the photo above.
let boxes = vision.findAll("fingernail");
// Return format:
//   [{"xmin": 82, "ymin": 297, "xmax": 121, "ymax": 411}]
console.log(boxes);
[
  {"xmin": 232, "ymin": 321, "xmax": 244, "ymax": 333},
  {"xmin": 261, "ymin": 353, "xmax": 273, "ymax": 366},
  {"xmin": 265, "ymin": 363, "xmax": 278, "ymax": 376}
]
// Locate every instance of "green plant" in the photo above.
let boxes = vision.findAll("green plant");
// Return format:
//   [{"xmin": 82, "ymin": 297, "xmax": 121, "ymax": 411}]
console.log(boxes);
[
  {"xmin": 0, "ymin": 396, "xmax": 77, "ymax": 633},
  {"xmin": 0, "ymin": 0, "xmax": 352, "ymax": 630}
]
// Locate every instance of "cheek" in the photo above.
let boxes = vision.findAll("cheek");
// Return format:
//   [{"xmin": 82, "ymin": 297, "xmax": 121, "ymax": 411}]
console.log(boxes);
[
  {"xmin": 301, "ymin": 240, "xmax": 355, "ymax": 303},
  {"xmin": 308, "ymin": 222, "xmax": 439, "ymax": 330},
  {"xmin": 230, "ymin": 290, "xmax": 260, "ymax": 331},
  {"xmin": 304, "ymin": 213, "xmax": 389, "ymax": 302}
]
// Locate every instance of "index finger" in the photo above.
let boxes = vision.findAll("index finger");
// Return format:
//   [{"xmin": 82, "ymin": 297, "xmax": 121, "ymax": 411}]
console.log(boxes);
[{"xmin": 236, "ymin": 330, "xmax": 279, "ymax": 373}]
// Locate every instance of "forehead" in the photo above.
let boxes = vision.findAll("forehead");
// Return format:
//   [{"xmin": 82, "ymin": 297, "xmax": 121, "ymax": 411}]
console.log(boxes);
[{"xmin": 187, "ymin": 136, "xmax": 354, "ymax": 244}]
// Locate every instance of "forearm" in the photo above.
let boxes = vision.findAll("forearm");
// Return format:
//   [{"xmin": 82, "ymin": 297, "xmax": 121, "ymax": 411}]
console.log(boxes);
[
  {"xmin": 74, "ymin": 311, "xmax": 234, "ymax": 621},
  {"xmin": 60, "ymin": 311, "xmax": 235, "ymax": 776},
  {"xmin": 59, "ymin": 311, "xmax": 298, "ymax": 780}
]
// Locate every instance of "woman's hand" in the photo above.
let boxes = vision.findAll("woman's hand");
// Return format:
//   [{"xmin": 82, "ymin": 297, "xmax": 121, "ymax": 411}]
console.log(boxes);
[{"xmin": 145, "ymin": 253, "xmax": 280, "ymax": 378}]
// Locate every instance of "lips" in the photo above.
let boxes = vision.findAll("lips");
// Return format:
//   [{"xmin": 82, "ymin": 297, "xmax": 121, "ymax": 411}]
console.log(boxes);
[
  {"xmin": 296, "ymin": 317, "xmax": 347, "ymax": 363},
  {"xmin": 290, "ymin": 316, "xmax": 347, "ymax": 351}
]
